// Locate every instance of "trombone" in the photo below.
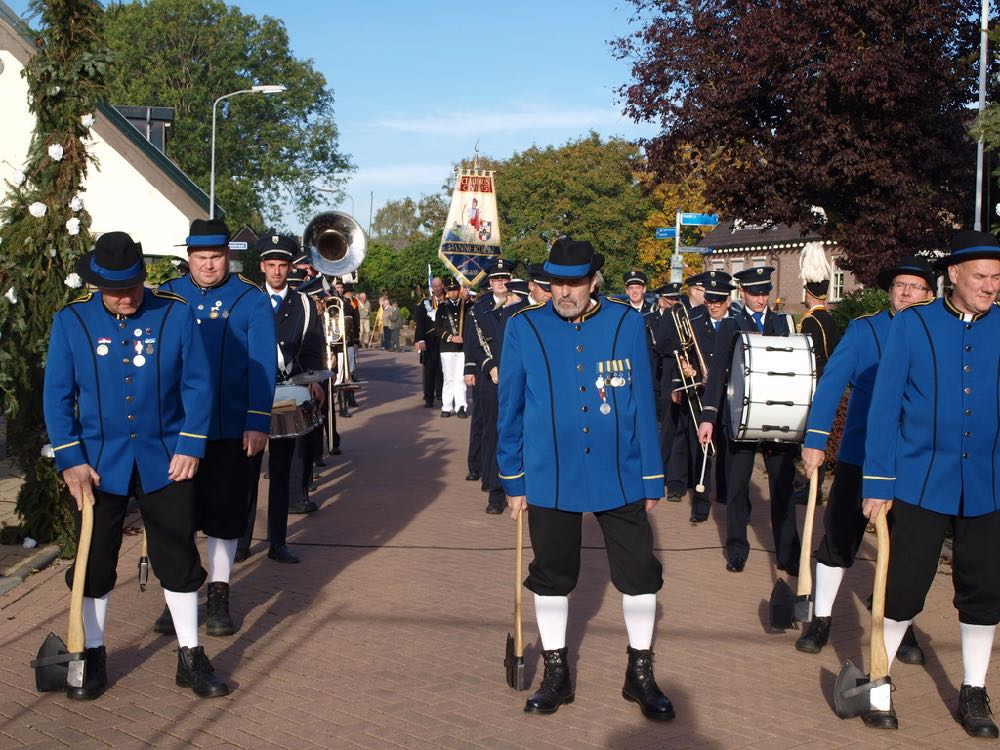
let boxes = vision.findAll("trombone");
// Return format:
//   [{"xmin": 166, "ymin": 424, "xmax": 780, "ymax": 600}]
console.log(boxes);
[{"xmin": 670, "ymin": 304, "xmax": 715, "ymax": 493}]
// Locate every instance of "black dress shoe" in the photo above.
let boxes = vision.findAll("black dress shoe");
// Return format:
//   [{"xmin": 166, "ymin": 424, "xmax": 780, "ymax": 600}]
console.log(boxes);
[
  {"xmin": 622, "ymin": 646, "xmax": 675, "ymax": 721},
  {"xmin": 485, "ymin": 503, "xmax": 504, "ymax": 515},
  {"xmin": 465, "ymin": 471, "xmax": 481, "ymax": 481},
  {"xmin": 176, "ymin": 646, "xmax": 229, "ymax": 698},
  {"xmin": 726, "ymin": 556, "xmax": 746, "ymax": 573},
  {"xmin": 957, "ymin": 684, "xmax": 1000, "ymax": 738},
  {"xmin": 153, "ymin": 604, "xmax": 175, "ymax": 635},
  {"xmin": 205, "ymin": 582, "xmax": 235, "ymax": 637},
  {"xmin": 314, "ymin": 457, "xmax": 327, "ymax": 468},
  {"xmin": 896, "ymin": 625, "xmax": 925, "ymax": 665},
  {"xmin": 331, "ymin": 447, "xmax": 342, "ymax": 455},
  {"xmin": 268, "ymin": 545, "xmax": 300, "ymax": 564},
  {"xmin": 861, "ymin": 708, "xmax": 898, "ymax": 730},
  {"xmin": 440, "ymin": 410, "xmax": 453, "ymax": 418},
  {"xmin": 665, "ymin": 489, "xmax": 684, "ymax": 502},
  {"xmin": 288, "ymin": 500, "xmax": 318, "ymax": 514},
  {"xmin": 65, "ymin": 646, "xmax": 107, "ymax": 700},
  {"xmin": 456, "ymin": 407, "xmax": 468, "ymax": 418},
  {"xmin": 424, "ymin": 400, "xmax": 434, "ymax": 408},
  {"xmin": 689, "ymin": 515, "xmax": 707, "ymax": 523},
  {"xmin": 795, "ymin": 616, "xmax": 832, "ymax": 654},
  {"xmin": 525, "ymin": 647, "xmax": 574, "ymax": 714},
  {"xmin": 233, "ymin": 547, "xmax": 251, "ymax": 564}
]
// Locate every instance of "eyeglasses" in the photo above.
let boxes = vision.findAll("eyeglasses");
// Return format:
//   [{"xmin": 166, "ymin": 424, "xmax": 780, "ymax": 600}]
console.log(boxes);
[{"xmin": 891, "ymin": 282, "xmax": 930, "ymax": 293}]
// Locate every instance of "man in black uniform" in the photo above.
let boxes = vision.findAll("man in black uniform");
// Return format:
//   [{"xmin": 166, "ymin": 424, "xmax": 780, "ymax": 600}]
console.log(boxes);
[
  {"xmin": 436, "ymin": 278, "xmax": 470, "ymax": 418},
  {"xmin": 242, "ymin": 234, "xmax": 326, "ymax": 564},
  {"xmin": 697, "ymin": 267, "xmax": 801, "ymax": 574},
  {"xmin": 413, "ymin": 277, "xmax": 445, "ymax": 408}
]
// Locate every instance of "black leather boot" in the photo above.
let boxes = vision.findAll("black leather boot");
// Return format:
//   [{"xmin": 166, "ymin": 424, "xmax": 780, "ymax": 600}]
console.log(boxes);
[
  {"xmin": 895, "ymin": 624, "xmax": 925, "ymax": 665},
  {"xmin": 176, "ymin": 646, "xmax": 229, "ymax": 698},
  {"xmin": 957, "ymin": 684, "xmax": 1000, "ymax": 738},
  {"xmin": 153, "ymin": 604, "xmax": 175, "ymax": 635},
  {"xmin": 65, "ymin": 646, "xmax": 108, "ymax": 700},
  {"xmin": 795, "ymin": 616, "xmax": 832, "ymax": 654},
  {"xmin": 861, "ymin": 707, "xmax": 898, "ymax": 730},
  {"xmin": 524, "ymin": 647, "xmax": 574, "ymax": 714},
  {"xmin": 205, "ymin": 582, "xmax": 235, "ymax": 637},
  {"xmin": 622, "ymin": 646, "xmax": 675, "ymax": 720}
]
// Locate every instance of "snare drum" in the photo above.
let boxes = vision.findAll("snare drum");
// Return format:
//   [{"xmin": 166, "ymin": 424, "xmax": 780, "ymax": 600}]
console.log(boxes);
[
  {"xmin": 270, "ymin": 383, "xmax": 320, "ymax": 439},
  {"xmin": 727, "ymin": 333, "xmax": 816, "ymax": 442}
]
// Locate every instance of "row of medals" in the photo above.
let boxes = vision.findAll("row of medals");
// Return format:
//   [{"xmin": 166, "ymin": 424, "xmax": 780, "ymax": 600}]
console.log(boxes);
[
  {"xmin": 96, "ymin": 327, "xmax": 155, "ymax": 367},
  {"xmin": 596, "ymin": 359, "xmax": 632, "ymax": 415}
]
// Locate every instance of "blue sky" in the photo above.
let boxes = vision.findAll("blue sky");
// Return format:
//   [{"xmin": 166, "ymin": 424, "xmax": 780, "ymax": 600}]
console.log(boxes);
[{"xmin": 7, "ymin": 1, "xmax": 659, "ymax": 228}]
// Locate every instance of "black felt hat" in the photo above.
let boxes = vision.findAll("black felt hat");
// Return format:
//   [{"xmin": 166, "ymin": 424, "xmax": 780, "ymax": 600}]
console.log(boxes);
[
  {"xmin": 184, "ymin": 218, "xmax": 230, "ymax": 250},
  {"xmin": 934, "ymin": 230, "xmax": 1000, "ymax": 270},
  {"xmin": 876, "ymin": 255, "xmax": 938, "ymax": 291},
  {"xmin": 543, "ymin": 237, "xmax": 604, "ymax": 280},
  {"xmin": 76, "ymin": 231, "xmax": 147, "ymax": 290}
]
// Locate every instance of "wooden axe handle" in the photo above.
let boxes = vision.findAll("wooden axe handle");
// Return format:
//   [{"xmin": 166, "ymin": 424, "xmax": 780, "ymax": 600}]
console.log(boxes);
[
  {"xmin": 67, "ymin": 491, "xmax": 95, "ymax": 654},
  {"xmin": 795, "ymin": 469, "xmax": 819, "ymax": 598},
  {"xmin": 514, "ymin": 509, "xmax": 524, "ymax": 657},
  {"xmin": 870, "ymin": 505, "xmax": 890, "ymax": 681},
  {"xmin": 141, "ymin": 529, "xmax": 148, "ymax": 557}
]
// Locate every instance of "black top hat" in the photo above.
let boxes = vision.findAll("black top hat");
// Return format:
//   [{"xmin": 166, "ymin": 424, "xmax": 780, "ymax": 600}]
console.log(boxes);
[
  {"xmin": 934, "ymin": 230, "xmax": 1000, "ymax": 270},
  {"xmin": 623, "ymin": 269, "xmax": 648, "ymax": 286},
  {"xmin": 256, "ymin": 233, "xmax": 299, "ymax": 261},
  {"xmin": 733, "ymin": 266, "xmax": 775, "ymax": 292},
  {"xmin": 543, "ymin": 237, "xmax": 604, "ymax": 280},
  {"xmin": 876, "ymin": 255, "xmax": 938, "ymax": 291},
  {"xmin": 184, "ymin": 218, "xmax": 230, "ymax": 250},
  {"xmin": 703, "ymin": 277, "xmax": 735, "ymax": 301},
  {"xmin": 76, "ymin": 231, "xmax": 147, "ymax": 290},
  {"xmin": 485, "ymin": 257, "xmax": 514, "ymax": 278}
]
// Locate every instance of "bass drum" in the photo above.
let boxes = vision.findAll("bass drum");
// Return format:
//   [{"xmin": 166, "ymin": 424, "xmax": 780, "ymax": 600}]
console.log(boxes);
[{"xmin": 727, "ymin": 332, "xmax": 816, "ymax": 442}]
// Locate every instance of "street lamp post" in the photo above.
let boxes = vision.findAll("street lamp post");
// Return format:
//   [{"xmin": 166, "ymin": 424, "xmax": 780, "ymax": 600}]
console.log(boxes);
[{"xmin": 209, "ymin": 84, "xmax": 286, "ymax": 219}]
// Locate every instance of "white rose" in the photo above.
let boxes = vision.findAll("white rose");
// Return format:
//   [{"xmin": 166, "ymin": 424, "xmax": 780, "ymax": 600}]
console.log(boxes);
[
  {"xmin": 40, "ymin": 444, "xmax": 55, "ymax": 458},
  {"xmin": 47, "ymin": 247, "xmax": 56, "ymax": 257},
  {"xmin": 5, "ymin": 287, "xmax": 17, "ymax": 304},
  {"xmin": 28, "ymin": 202, "xmax": 46, "ymax": 218},
  {"xmin": 68, "ymin": 195, "xmax": 83, "ymax": 211},
  {"xmin": 80, "ymin": 113, "xmax": 95, "ymax": 129},
  {"xmin": 64, "ymin": 272, "xmax": 83, "ymax": 289},
  {"xmin": 22, "ymin": 537, "xmax": 37, "ymax": 549},
  {"xmin": 48, "ymin": 85, "xmax": 61, "ymax": 96},
  {"xmin": 65, "ymin": 217, "xmax": 81, "ymax": 235},
  {"xmin": 48, "ymin": 144, "xmax": 64, "ymax": 161},
  {"xmin": 11, "ymin": 169, "xmax": 25, "ymax": 187}
]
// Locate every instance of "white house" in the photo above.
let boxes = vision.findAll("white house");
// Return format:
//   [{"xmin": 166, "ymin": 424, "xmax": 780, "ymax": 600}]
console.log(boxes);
[{"xmin": 0, "ymin": 1, "xmax": 211, "ymax": 257}]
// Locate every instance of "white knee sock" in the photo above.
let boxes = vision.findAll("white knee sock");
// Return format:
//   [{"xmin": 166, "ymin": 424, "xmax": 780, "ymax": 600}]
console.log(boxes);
[
  {"xmin": 813, "ymin": 563, "xmax": 845, "ymax": 618},
  {"xmin": 961, "ymin": 623, "xmax": 996, "ymax": 688},
  {"xmin": 164, "ymin": 589, "xmax": 199, "ymax": 650},
  {"xmin": 206, "ymin": 537, "xmax": 237, "ymax": 584},
  {"xmin": 622, "ymin": 594, "xmax": 656, "ymax": 650},
  {"xmin": 534, "ymin": 595, "xmax": 568, "ymax": 651},
  {"xmin": 82, "ymin": 594, "xmax": 109, "ymax": 649},
  {"xmin": 868, "ymin": 616, "xmax": 912, "ymax": 711}
]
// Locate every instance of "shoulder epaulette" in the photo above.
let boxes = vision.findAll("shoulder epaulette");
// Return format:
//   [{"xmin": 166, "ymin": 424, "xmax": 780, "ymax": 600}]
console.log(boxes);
[
  {"xmin": 510, "ymin": 302, "xmax": 545, "ymax": 318},
  {"xmin": 904, "ymin": 298, "xmax": 935, "ymax": 310},
  {"xmin": 151, "ymin": 289, "xmax": 187, "ymax": 303},
  {"xmin": 237, "ymin": 273, "xmax": 264, "ymax": 291},
  {"xmin": 855, "ymin": 310, "xmax": 881, "ymax": 320},
  {"xmin": 64, "ymin": 291, "xmax": 93, "ymax": 306},
  {"xmin": 606, "ymin": 296, "xmax": 630, "ymax": 306}
]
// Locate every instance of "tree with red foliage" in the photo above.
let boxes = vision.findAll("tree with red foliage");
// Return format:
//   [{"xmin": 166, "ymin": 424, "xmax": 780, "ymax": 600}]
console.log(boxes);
[{"xmin": 615, "ymin": 1, "xmax": 982, "ymax": 285}]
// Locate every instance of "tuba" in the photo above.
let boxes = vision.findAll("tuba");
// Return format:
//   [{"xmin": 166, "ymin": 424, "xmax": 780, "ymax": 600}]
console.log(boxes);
[{"xmin": 303, "ymin": 210, "xmax": 367, "ymax": 278}]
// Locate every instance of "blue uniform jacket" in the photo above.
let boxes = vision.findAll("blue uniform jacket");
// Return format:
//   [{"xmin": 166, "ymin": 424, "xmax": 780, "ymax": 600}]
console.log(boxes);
[
  {"xmin": 160, "ymin": 274, "xmax": 277, "ymax": 439},
  {"xmin": 803, "ymin": 310, "xmax": 889, "ymax": 467},
  {"xmin": 43, "ymin": 289, "xmax": 212, "ymax": 496},
  {"xmin": 862, "ymin": 298, "xmax": 1000, "ymax": 516},
  {"xmin": 497, "ymin": 297, "xmax": 664, "ymax": 511},
  {"xmin": 478, "ymin": 299, "xmax": 530, "ymax": 393}
]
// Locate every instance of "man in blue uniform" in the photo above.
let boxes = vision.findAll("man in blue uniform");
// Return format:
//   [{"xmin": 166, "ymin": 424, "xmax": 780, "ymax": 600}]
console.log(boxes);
[
  {"xmin": 498, "ymin": 237, "xmax": 672, "ymax": 721},
  {"xmin": 44, "ymin": 232, "xmax": 228, "ymax": 699},
  {"xmin": 861, "ymin": 231, "xmax": 1000, "ymax": 736},
  {"xmin": 697, "ymin": 267, "xmax": 800, "ymax": 574},
  {"xmin": 151, "ymin": 219, "xmax": 276, "ymax": 636},
  {"xmin": 795, "ymin": 257, "xmax": 935, "ymax": 659}
]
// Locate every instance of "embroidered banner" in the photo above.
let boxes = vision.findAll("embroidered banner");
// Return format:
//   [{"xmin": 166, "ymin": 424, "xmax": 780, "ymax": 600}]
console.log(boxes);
[{"xmin": 438, "ymin": 168, "xmax": 502, "ymax": 287}]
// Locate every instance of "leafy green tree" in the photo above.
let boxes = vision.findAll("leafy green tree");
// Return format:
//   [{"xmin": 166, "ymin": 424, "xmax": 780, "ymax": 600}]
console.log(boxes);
[
  {"xmin": 0, "ymin": 0, "xmax": 111, "ymax": 550},
  {"xmin": 104, "ymin": 0, "xmax": 353, "ymax": 229},
  {"xmin": 371, "ymin": 198, "xmax": 422, "ymax": 243}
]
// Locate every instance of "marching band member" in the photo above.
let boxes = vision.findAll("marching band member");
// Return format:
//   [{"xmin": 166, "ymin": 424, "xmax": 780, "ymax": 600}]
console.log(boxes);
[
  {"xmin": 697, "ymin": 266, "xmax": 801, "ymax": 574},
  {"xmin": 413, "ymin": 277, "xmax": 445, "ymax": 408},
  {"xmin": 796, "ymin": 256, "xmax": 936, "ymax": 661},
  {"xmin": 797, "ymin": 242, "xmax": 842, "ymax": 375},
  {"xmin": 435, "ymin": 278, "xmax": 469, "ymax": 418},
  {"xmin": 464, "ymin": 259, "xmax": 512, "ymax": 481},
  {"xmin": 44, "ymin": 232, "xmax": 228, "ymax": 699},
  {"xmin": 526, "ymin": 263, "xmax": 553, "ymax": 305},
  {"xmin": 861, "ymin": 231, "xmax": 1000, "ymax": 736},
  {"xmin": 498, "ymin": 238, "xmax": 672, "ymax": 720},
  {"xmin": 153, "ymin": 220, "xmax": 276, "ymax": 637}
]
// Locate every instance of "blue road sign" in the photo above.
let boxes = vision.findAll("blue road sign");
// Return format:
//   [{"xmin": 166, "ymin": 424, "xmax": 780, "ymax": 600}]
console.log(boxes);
[
  {"xmin": 655, "ymin": 227, "xmax": 676, "ymax": 239},
  {"xmin": 679, "ymin": 213, "xmax": 719, "ymax": 226},
  {"xmin": 678, "ymin": 245, "xmax": 714, "ymax": 254}
]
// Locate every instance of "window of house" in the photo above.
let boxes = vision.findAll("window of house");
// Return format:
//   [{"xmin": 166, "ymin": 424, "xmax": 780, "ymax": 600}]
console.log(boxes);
[{"xmin": 830, "ymin": 270, "xmax": 844, "ymax": 302}]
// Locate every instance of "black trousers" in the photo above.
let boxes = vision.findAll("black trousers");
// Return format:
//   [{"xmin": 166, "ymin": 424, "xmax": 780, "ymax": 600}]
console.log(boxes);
[
  {"xmin": 814, "ymin": 461, "xmax": 869, "ymax": 569},
  {"xmin": 421, "ymin": 339, "xmax": 443, "ymax": 404},
  {"xmin": 724, "ymin": 439, "xmax": 800, "ymax": 570},
  {"xmin": 478, "ymin": 387, "xmax": 501, "ymax": 492},
  {"xmin": 239, "ymin": 451, "xmax": 264, "ymax": 552},
  {"xmin": 525, "ymin": 501, "xmax": 663, "ymax": 597},
  {"xmin": 66, "ymin": 467, "xmax": 205, "ymax": 598},
  {"xmin": 467, "ymin": 379, "xmax": 483, "ymax": 475},
  {"xmin": 658, "ymin": 400, "xmax": 679, "ymax": 480},
  {"xmin": 265, "ymin": 434, "xmax": 311, "ymax": 547},
  {"xmin": 886, "ymin": 502, "xmax": 1000, "ymax": 625},
  {"xmin": 197, "ymin": 439, "xmax": 252, "ymax": 540}
]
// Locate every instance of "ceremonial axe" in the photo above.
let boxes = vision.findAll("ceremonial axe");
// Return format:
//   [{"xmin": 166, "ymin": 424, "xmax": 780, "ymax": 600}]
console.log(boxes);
[
  {"xmin": 138, "ymin": 529, "xmax": 149, "ymax": 591},
  {"xmin": 504, "ymin": 508, "xmax": 528, "ymax": 690},
  {"xmin": 835, "ymin": 504, "xmax": 891, "ymax": 718},
  {"xmin": 769, "ymin": 469, "xmax": 819, "ymax": 629},
  {"xmin": 30, "ymin": 489, "xmax": 95, "ymax": 692}
]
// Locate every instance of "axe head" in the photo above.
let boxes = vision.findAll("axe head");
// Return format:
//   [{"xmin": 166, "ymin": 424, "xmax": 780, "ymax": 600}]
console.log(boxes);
[
  {"xmin": 834, "ymin": 660, "xmax": 892, "ymax": 718},
  {"xmin": 29, "ymin": 632, "xmax": 78, "ymax": 692},
  {"xmin": 768, "ymin": 578, "xmax": 795, "ymax": 629},
  {"xmin": 138, "ymin": 555, "xmax": 149, "ymax": 592},
  {"xmin": 793, "ymin": 593, "xmax": 814, "ymax": 624},
  {"xmin": 504, "ymin": 632, "xmax": 527, "ymax": 691}
]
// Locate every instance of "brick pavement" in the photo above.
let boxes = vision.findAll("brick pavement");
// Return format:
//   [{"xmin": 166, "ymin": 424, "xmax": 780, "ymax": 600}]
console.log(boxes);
[{"xmin": 0, "ymin": 349, "xmax": 992, "ymax": 748}]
